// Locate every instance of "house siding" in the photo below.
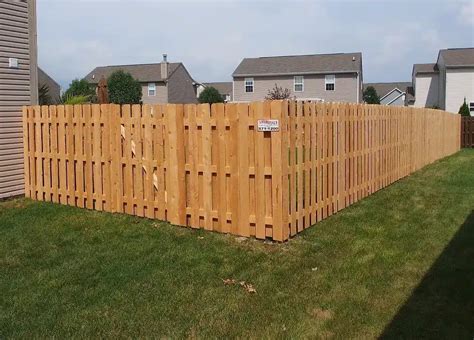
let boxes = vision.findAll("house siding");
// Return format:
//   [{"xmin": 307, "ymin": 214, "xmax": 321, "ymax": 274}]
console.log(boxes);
[
  {"xmin": 168, "ymin": 64, "xmax": 198, "ymax": 104},
  {"xmin": 233, "ymin": 73, "xmax": 359, "ymax": 103},
  {"xmin": 141, "ymin": 82, "xmax": 167, "ymax": 104},
  {"xmin": 0, "ymin": 0, "xmax": 37, "ymax": 199},
  {"xmin": 414, "ymin": 74, "xmax": 439, "ymax": 108},
  {"xmin": 445, "ymin": 68, "xmax": 474, "ymax": 114}
]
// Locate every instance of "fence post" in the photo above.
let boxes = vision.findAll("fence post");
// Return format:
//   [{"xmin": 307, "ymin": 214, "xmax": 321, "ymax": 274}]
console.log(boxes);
[{"xmin": 167, "ymin": 104, "xmax": 186, "ymax": 226}]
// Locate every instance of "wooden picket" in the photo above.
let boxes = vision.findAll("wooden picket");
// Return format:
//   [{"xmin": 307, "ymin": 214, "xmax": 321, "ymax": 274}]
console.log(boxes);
[{"xmin": 22, "ymin": 102, "xmax": 460, "ymax": 241}]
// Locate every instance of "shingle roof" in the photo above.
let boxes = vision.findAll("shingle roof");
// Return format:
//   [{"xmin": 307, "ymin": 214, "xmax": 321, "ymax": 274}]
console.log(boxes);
[
  {"xmin": 413, "ymin": 63, "xmax": 439, "ymax": 75},
  {"xmin": 204, "ymin": 82, "xmax": 232, "ymax": 95},
  {"xmin": 232, "ymin": 52, "xmax": 362, "ymax": 77},
  {"xmin": 439, "ymin": 48, "xmax": 474, "ymax": 67},
  {"xmin": 84, "ymin": 62, "xmax": 181, "ymax": 83},
  {"xmin": 363, "ymin": 82, "xmax": 412, "ymax": 99}
]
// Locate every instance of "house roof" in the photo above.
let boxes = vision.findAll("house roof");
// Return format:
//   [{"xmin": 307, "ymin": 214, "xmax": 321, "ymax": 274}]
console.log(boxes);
[
  {"xmin": 204, "ymin": 82, "xmax": 232, "ymax": 95},
  {"xmin": 84, "ymin": 62, "xmax": 182, "ymax": 83},
  {"xmin": 232, "ymin": 52, "xmax": 362, "ymax": 77},
  {"xmin": 413, "ymin": 63, "xmax": 439, "ymax": 75},
  {"xmin": 363, "ymin": 82, "xmax": 412, "ymax": 99},
  {"xmin": 439, "ymin": 48, "xmax": 474, "ymax": 67}
]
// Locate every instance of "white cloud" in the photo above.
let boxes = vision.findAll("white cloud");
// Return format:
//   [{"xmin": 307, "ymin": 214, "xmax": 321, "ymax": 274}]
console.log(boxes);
[{"xmin": 460, "ymin": 1, "xmax": 474, "ymax": 26}]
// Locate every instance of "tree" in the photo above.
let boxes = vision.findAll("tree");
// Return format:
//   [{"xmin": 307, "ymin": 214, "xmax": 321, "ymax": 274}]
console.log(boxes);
[
  {"xmin": 38, "ymin": 84, "xmax": 52, "ymax": 105},
  {"xmin": 107, "ymin": 70, "xmax": 142, "ymax": 104},
  {"xmin": 459, "ymin": 98, "xmax": 471, "ymax": 116},
  {"xmin": 198, "ymin": 87, "xmax": 224, "ymax": 104},
  {"xmin": 62, "ymin": 78, "xmax": 95, "ymax": 103},
  {"xmin": 363, "ymin": 86, "xmax": 380, "ymax": 104}
]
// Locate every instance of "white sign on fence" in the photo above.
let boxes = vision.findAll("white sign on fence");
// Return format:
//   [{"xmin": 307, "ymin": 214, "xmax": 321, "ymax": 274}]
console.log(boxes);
[{"xmin": 257, "ymin": 119, "xmax": 280, "ymax": 132}]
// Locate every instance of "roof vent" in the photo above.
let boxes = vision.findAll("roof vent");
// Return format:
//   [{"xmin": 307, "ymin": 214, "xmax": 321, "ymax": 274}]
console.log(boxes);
[
  {"xmin": 352, "ymin": 56, "xmax": 356, "ymax": 61},
  {"xmin": 163, "ymin": 54, "xmax": 168, "ymax": 63},
  {"xmin": 92, "ymin": 74, "xmax": 95, "ymax": 79}
]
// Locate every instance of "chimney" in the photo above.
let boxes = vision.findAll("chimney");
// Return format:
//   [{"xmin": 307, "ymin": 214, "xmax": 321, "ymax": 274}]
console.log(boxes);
[{"xmin": 161, "ymin": 54, "xmax": 168, "ymax": 80}]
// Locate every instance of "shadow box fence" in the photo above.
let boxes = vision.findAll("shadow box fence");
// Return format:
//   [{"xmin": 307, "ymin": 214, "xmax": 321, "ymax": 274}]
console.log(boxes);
[
  {"xmin": 461, "ymin": 116, "xmax": 474, "ymax": 148},
  {"xmin": 22, "ymin": 101, "xmax": 460, "ymax": 241}
]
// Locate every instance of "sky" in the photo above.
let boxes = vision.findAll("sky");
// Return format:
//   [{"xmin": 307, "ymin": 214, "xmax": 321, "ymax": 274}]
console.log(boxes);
[{"xmin": 37, "ymin": 0, "xmax": 474, "ymax": 90}]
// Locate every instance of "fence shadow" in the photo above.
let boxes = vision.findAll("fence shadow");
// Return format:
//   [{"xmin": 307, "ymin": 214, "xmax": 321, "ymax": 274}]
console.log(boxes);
[{"xmin": 380, "ymin": 211, "xmax": 474, "ymax": 339}]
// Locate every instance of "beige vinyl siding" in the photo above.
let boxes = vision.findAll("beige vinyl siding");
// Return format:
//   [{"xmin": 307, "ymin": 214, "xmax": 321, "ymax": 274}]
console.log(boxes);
[
  {"xmin": 445, "ymin": 68, "xmax": 474, "ymax": 114},
  {"xmin": 414, "ymin": 74, "xmax": 439, "ymax": 109},
  {"xmin": 233, "ymin": 73, "xmax": 359, "ymax": 103},
  {"xmin": 141, "ymin": 82, "xmax": 167, "ymax": 104},
  {"xmin": 0, "ymin": 0, "xmax": 37, "ymax": 199}
]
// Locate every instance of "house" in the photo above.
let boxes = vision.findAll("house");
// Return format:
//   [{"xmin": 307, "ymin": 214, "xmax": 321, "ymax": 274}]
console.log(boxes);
[
  {"xmin": 197, "ymin": 82, "xmax": 233, "ymax": 102},
  {"xmin": 38, "ymin": 67, "xmax": 61, "ymax": 104},
  {"xmin": 363, "ymin": 82, "xmax": 413, "ymax": 106},
  {"xmin": 413, "ymin": 48, "xmax": 474, "ymax": 114},
  {"xmin": 84, "ymin": 55, "xmax": 198, "ymax": 104},
  {"xmin": 0, "ymin": 0, "xmax": 38, "ymax": 199},
  {"xmin": 232, "ymin": 52, "xmax": 363, "ymax": 103}
]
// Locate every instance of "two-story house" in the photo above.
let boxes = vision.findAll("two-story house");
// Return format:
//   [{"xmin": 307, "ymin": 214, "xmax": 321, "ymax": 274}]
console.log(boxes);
[
  {"xmin": 0, "ymin": 0, "xmax": 38, "ymax": 199},
  {"xmin": 84, "ymin": 55, "xmax": 198, "ymax": 104},
  {"xmin": 232, "ymin": 52, "xmax": 363, "ymax": 103},
  {"xmin": 413, "ymin": 48, "xmax": 474, "ymax": 114}
]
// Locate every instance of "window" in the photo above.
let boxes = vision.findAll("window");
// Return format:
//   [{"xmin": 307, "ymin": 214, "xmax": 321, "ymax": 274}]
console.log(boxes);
[
  {"xmin": 245, "ymin": 78, "xmax": 254, "ymax": 93},
  {"xmin": 470, "ymin": 101, "xmax": 474, "ymax": 114},
  {"xmin": 148, "ymin": 83, "xmax": 156, "ymax": 96},
  {"xmin": 294, "ymin": 76, "xmax": 304, "ymax": 92},
  {"xmin": 325, "ymin": 75, "xmax": 335, "ymax": 91}
]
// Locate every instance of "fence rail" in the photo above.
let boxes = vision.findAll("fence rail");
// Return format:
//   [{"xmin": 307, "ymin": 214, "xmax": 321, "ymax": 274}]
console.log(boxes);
[
  {"xmin": 461, "ymin": 116, "xmax": 474, "ymax": 148},
  {"xmin": 23, "ymin": 102, "xmax": 460, "ymax": 241}
]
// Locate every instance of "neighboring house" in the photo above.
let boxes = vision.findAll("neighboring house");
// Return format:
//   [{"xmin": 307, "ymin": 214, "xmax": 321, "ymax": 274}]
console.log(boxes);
[
  {"xmin": 197, "ymin": 82, "xmax": 233, "ymax": 102},
  {"xmin": 0, "ymin": 0, "xmax": 38, "ymax": 199},
  {"xmin": 232, "ymin": 52, "xmax": 363, "ymax": 103},
  {"xmin": 84, "ymin": 55, "xmax": 198, "ymax": 104},
  {"xmin": 413, "ymin": 48, "xmax": 474, "ymax": 114},
  {"xmin": 38, "ymin": 67, "xmax": 60, "ymax": 104},
  {"xmin": 363, "ymin": 82, "xmax": 413, "ymax": 106}
]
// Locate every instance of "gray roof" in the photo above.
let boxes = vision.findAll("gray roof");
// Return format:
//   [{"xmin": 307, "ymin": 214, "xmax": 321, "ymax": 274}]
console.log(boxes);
[
  {"xmin": 363, "ymin": 82, "xmax": 412, "ymax": 99},
  {"xmin": 232, "ymin": 52, "xmax": 362, "ymax": 77},
  {"xmin": 84, "ymin": 62, "xmax": 181, "ymax": 83},
  {"xmin": 204, "ymin": 82, "xmax": 232, "ymax": 95},
  {"xmin": 413, "ymin": 63, "xmax": 439, "ymax": 75},
  {"xmin": 439, "ymin": 48, "xmax": 474, "ymax": 67}
]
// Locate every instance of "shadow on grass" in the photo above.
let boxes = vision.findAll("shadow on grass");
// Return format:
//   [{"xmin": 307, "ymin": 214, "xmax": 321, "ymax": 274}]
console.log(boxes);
[{"xmin": 380, "ymin": 211, "xmax": 474, "ymax": 339}]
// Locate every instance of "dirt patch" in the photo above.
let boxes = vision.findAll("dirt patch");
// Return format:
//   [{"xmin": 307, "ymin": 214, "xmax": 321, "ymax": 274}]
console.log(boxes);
[{"xmin": 310, "ymin": 307, "xmax": 333, "ymax": 321}]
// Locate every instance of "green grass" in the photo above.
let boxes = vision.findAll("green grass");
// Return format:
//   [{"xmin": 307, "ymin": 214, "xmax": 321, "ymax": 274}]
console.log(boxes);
[{"xmin": 1, "ymin": 150, "xmax": 474, "ymax": 338}]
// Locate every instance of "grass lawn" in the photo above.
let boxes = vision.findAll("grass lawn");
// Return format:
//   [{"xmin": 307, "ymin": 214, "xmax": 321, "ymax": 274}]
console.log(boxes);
[{"xmin": 1, "ymin": 150, "xmax": 473, "ymax": 338}]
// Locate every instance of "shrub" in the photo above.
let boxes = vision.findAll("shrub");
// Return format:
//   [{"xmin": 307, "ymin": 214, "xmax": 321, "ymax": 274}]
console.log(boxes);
[
  {"xmin": 62, "ymin": 94, "xmax": 91, "ymax": 105},
  {"xmin": 107, "ymin": 70, "xmax": 142, "ymax": 104},
  {"xmin": 265, "ymin": 84, "xmax": 291, "ymax": 100},
  {"xmin": 459, "ymin": 98, "xmax": 471, "ymax": 116},
  {"xmin": 39, "ymin": 84, "xmax": 52, "ymax": 105},
  {"xmin": 62, "ymin": 79, "xmax": 95, "ymax": 102},
  {"xmin": 198, "ymin": 87, "xmax": 224, "ymax": 104}
]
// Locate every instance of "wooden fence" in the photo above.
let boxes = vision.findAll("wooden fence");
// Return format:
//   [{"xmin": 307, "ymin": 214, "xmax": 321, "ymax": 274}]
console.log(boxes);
[
  {"xmin": 22, "ymin": 102, "xmax": 460, "ymax": 241},
  {"xmin": 461, "ymin": 116, "xmax": 474, "ymax": 148}
]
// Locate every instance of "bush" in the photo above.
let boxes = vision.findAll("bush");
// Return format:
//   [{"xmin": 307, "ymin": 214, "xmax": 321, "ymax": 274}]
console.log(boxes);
[
  {"xmin": 363, "ymin": 86, "xmax": 380, "ymax": 104},
  {"xmin": 62, "ymin": 94, "xmax": 91, "ymax": 105},
  {"xmin": 107, "ymin": 70, "xmax": 142, "ymax": 104},
  {"xmin": 62, "ymin": 79, "xmax": 95, "ymax": 103},
  {"xmin": 198, "ymin": 87, "xmax": 224, "ymax": 104},
  {"xmin": 265, "ymin": 84, "xmax": 291, "ymax": 100},
  {"xmin": 459, "ymin": 98, "xmax": 471, "ymax": 116}
]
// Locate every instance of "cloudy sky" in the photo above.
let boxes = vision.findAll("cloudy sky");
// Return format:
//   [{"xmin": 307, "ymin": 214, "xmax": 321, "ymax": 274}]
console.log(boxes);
[{"xmin": 37, "ymin": 0, "xmax": 474, "ymax": 90}]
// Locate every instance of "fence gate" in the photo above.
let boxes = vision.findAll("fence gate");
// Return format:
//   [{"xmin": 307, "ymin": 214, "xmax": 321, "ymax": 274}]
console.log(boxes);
[{"xmin": 461, "ymin": 117, "xmax": 474, "ymax": 148}]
